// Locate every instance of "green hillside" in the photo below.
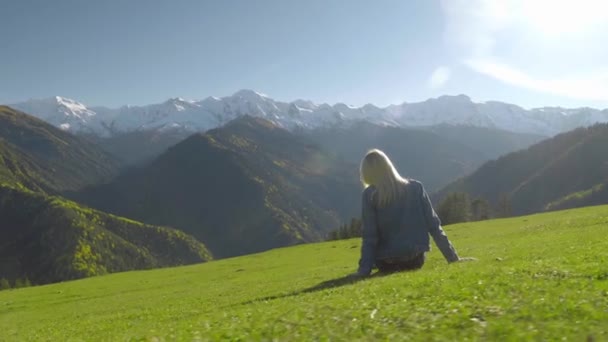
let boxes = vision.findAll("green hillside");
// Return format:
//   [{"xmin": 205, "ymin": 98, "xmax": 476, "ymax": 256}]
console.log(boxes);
[
  {"xmin": 0, "ymin": 106, "xmax": 121, "ymax": 193},
  {"xmin": 1, "ymin": 205, "xmax": 607, "ymax": 340},
  {"xmin": 74, "ymin": 116, "xmax": 360, "ymax": 258},
  {"xmin": 0, "ymin": 185, "xmax": 211, "ymax": 285},
  {"xmin": 546, "ymin": 181, "xmax": 608, "ymax": 211},
  {"xmin": 437, "ymin": 123, "xmax": 608, "ymax": 215},
  {"xmin": 0, "ymin": 139, "xmax": 51, "ymax": 192}
]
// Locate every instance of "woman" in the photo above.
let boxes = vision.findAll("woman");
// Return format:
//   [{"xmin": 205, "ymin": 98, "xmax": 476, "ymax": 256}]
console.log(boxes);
[{"xmin": 354, "ymin": 149, "xmax": 461, "ymax": 276}]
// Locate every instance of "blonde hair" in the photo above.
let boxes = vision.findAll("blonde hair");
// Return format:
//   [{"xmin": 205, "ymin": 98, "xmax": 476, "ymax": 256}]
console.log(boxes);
[{"xmin": 360, "ymin": 149, "xmax": 408, "ymax": 207}]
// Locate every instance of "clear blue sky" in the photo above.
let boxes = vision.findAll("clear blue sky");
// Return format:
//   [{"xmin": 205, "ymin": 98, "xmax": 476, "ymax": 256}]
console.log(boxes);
[{"xmin": 2, "ymin": 0, "xmax": 608, "ymax": 109}]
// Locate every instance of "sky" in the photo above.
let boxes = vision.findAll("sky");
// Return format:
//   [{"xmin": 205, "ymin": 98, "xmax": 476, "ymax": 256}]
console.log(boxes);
[{"xmin": 1, "ymin": 0, "xmax": 608, "ymax": 109}]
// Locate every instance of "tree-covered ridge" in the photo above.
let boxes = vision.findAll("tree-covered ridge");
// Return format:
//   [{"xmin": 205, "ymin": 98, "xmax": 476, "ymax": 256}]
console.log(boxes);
[
  {"xmin": 437, "ymin": 123, "xmax": 608, "ymax": 215},
  {"xmin": 0, "ymin": 106, "xmax": 121, "ymax": 193},
  {"xmin": 0, "ymin": 184, "xmax": 211, "ymax": 286},
  {"xmin": 75, "ymin": 116, "xmax": 361, "ymax": 258}
]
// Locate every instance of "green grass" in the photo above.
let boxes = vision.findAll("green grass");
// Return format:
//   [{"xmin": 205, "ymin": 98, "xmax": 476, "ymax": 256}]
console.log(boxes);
[{"xmin": 1, "ymin": 205, "xmax": 608, "ymax": 341}]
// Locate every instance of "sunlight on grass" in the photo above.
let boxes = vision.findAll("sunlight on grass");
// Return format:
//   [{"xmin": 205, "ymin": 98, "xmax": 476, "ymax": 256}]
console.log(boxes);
[{"xmin": 1, "ymin": 205, "xmax": 607, "ymax": 340}]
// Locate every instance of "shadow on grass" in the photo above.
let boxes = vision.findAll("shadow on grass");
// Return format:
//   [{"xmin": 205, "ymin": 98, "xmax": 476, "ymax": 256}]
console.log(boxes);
[{"xmin": 239, "ymin": 272, "xmax": 390, "ymax": 306}]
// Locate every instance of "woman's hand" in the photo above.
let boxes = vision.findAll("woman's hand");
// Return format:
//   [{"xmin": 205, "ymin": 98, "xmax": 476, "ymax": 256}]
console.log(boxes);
[{"xmin": 456, "ymin": 257, "xmax": 478, "ymax": 262}]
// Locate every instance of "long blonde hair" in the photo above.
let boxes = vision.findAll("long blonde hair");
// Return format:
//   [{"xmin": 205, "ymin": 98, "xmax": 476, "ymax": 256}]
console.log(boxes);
[{"xmin": 360, "ymin": 149, "xmax": 408, "ymax": 207}]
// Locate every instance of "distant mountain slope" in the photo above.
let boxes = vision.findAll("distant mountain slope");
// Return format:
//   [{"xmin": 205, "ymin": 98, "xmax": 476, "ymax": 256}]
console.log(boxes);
[
  {"xmin": 0, "ymin": 106, "xmax": 121, "ymax": 192},
  {"xmin": 437, "ymin": 123, "xmax": 608, "ymax": 215},
  {"xmin": 420, "ymin": 124, "xmax": 545, "ymax": 160},
  {"xmin": 74, "ymin": 116, "xmax": 360, "ymax": 258},
  {"xmin": 0, "ymin": 185, "xmax": 211, "ymax": 285},
  {"xmin": 302, "ymin": 122, "xmax": 542, "ymax": 191},
  {"xmin": 9, "ymin": 91, "xmax": 608, "ymax": 137},
  {"xmin": 83, "ymin": 129, "xmax": 191, "ymax": 165}
]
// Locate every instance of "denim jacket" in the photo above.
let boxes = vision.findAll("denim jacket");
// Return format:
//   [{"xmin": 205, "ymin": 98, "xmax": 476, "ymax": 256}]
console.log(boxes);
[{"xmin": 357, "ymin": 180, "xmax": 459, "ymax": 275}]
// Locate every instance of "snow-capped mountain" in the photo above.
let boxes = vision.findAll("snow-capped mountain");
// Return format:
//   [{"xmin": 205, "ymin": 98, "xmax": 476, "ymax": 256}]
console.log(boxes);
[
  {"xmin": 8, "ymin": 90, "xmax": 608, "ymax": 137},
  {"xmin": 10, "ymin": 96, "xmax": 102, "ymax": 132}
]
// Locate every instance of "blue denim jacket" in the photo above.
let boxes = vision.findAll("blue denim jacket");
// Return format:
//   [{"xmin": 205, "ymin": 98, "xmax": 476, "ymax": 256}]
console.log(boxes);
[{"xmin": 357, "ymin": 180, "xmax": 459, "ymax": 275}]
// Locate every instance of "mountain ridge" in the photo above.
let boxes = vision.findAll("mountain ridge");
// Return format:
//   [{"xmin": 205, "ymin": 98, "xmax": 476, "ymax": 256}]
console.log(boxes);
[
  {"xmin": 436, "ymin": 123, "xmax": 608, "ymax": 215},
  {"xmin": 0, "ymin": 106, "xmax": 121, "ymax": 193},
  {"xmin": 9, "ymin": 91, "xmax": 608, "ymax": 137},
  {"xmin": 72, "ymin": 116, "xmax": 361, "ymax": 258},
  {"xmin": 305, "ymin": 121, "xmax": 545, "ymax": 191}
]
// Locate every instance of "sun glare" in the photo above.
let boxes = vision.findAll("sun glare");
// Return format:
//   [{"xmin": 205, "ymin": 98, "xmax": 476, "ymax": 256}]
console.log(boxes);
[{"xmin": 519, "ymin": 0, "xmax": 608, "ymax": 36}]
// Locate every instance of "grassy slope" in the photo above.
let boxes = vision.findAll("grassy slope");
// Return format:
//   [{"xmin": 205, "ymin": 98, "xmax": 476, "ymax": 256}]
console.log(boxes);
[{"xmin": 1, "ymin": 205, "xmax": 607, "ymax": 340}]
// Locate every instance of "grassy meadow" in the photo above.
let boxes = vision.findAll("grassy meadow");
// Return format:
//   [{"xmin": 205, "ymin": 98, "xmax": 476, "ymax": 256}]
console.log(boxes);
[{"xmin": 1, "ymin": 205, "xmax": 607, "ymax": 341}]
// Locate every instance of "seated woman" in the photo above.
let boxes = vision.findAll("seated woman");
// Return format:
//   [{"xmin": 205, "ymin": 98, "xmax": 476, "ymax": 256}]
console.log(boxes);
[{"xmin": 355, "ymin": 149, "xmax": 462, "ymax": 276}]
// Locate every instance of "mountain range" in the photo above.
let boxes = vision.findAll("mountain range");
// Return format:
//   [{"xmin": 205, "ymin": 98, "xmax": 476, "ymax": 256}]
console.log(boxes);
[
  {"xmin": 9, "ymin": 90, "xmax": 608, "ymax": 137},
  {"xmin": 305, "ymin": 122, "xmax": 544, "ymax": 191},
  {"xmin": 3, "ymin": 92, "xmax": 608, "ymax": 285},
  {"xmin": 0, "ymin": 104, "xmax": 546, "ymax": 283},
  {"xmin": 0, "ymin": 107, "xmax": 211, "ymax": 285},
  {"xmin": 72, "ymin": 116, "xmax": 362, "ymax": 258}
]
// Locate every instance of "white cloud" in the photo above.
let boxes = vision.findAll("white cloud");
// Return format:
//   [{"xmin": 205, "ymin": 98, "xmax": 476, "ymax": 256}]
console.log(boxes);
[
  {"xmin": 428, "ymin": 67, "xmax": 451, "ymax": 89},
  {"xmin": 466, "ymin": 59, "xmax": 608, "ymax": 101},
  {"xmin": 441, "ymin": 0, "xmax": 608, "ymax": 103}
]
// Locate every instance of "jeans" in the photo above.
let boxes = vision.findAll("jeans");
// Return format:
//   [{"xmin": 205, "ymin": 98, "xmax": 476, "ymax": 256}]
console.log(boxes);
[{"xmin": 376, "ymin": 253, "xmax": 425, "ymax": 273}]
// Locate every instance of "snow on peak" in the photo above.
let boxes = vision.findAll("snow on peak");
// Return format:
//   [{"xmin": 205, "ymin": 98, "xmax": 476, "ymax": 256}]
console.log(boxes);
[
  {"xmin": 166, "ymin": 97, "xmax": 187, "ymax": 103},
  {"xmin": 163, "ymin": 97, "xmax": 198, "ymax": 112},
  {"xmin": 435, "ymin": 94, "xmax": 472, "ymax": 103},
  {"xmin": 232, "ymin": 89, "xmax": 268, "ymax": 100},
  {"xmin": 10, "ymin": 96, "xmax": 95, "ymax": 121},
  {"xmin": 7, "ymin": 91, "xmax": 608, "ymax": 137},
  {"xmin": 55, "ymin": 97, "xmax": 94, "ymax": 116}
]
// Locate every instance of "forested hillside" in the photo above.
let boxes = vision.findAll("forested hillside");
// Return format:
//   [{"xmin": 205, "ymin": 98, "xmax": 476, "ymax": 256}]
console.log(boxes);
[
  {"xmin": 0, "ymin": 106, "xmax": 120, "ymax": 192},
  {"xmin": 437, "ymin": 123, "xmax": 608, "ymax": 215},
  {"xmin": 0, "ymin": 107, "xmax": 211, "ymax": 286},
  {"xmin": 0, "ymin": 185, "xmax": 211, "ymax": 286},
  {"xmin": 74, "ymin": 116, "xmax": 361, "ymax": 258}
]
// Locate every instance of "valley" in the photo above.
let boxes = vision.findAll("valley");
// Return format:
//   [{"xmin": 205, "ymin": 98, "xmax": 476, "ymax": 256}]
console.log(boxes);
[{"xmin": 1, "ymin": 98, "xmax": 607, "ymax": 286}]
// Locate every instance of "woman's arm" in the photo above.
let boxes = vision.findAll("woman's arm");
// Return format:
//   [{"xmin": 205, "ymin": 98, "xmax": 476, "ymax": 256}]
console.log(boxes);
[
  {"xmin": 357, "ymin": 188, "xmax": 379, "ymax": 276},
  {"xmin": 420, "ymin": 184, "xmax": 459, "ymax": 263}
]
